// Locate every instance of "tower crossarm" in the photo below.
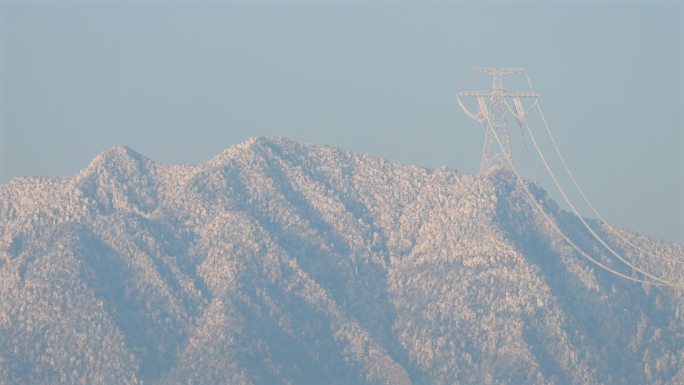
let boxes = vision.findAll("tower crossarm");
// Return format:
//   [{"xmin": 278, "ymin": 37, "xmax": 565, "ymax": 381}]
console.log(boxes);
[
  {"xmin": 459, "ymin": 91, "xmax": 493, "ymax": 97},
  {"xmin": 503, "ymin": 91, "xmax": 538, "ymax": 98},
  {"xmin": 473, "ymin": 67, "xmax": 524, "ymax": 77},
  {"xmin": 459, "ymin": 91, "xmax": 538, "ymax": 98}
]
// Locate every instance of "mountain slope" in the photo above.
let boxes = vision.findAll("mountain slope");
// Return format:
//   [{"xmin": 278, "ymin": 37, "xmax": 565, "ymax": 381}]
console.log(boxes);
[{"xmin": 1, "ymin": 137, "xmax": 683, "ymax": 385}]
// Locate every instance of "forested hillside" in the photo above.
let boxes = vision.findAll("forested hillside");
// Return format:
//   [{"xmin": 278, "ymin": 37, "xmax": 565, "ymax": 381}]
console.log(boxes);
[{"xmin": 1, "ymin": 137, "xmax": 683, "ymax": 385}]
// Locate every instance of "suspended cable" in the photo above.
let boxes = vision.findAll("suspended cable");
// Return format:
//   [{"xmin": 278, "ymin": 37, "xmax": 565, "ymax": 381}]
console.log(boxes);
[
  {"xmin": 486, "ymin": 120, "xmax": 679, "ymax": 288},
  {"xmin": 533, "ymin": 103, "xmax": 684, "ymax": 263},
  {"xmin": 504, "ymin": 98, "xmax": 536, "ymax": 181},
  {"xmin": 522, "ymin": 70, "xmax": 682, "ymax": 263},
  {"xmin": 523, "ymin": 69, "xmax": 534, "ymax": 89},
  {"xmin": 515, "ymin": 118, "xmax": 535, "ymax": 179},
  {"xmin": 457, "ymin": 96, "xmax": 484, "ymax": 123},
  {"xmin": 519, "ymin": 115, "xmax": 684, "ymax": 287}
]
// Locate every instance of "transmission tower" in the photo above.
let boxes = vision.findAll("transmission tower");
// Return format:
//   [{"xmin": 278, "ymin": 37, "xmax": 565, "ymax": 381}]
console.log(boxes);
[{"xmin": 457, "ymin": 67, "xmax": 538, "ymax": 173}]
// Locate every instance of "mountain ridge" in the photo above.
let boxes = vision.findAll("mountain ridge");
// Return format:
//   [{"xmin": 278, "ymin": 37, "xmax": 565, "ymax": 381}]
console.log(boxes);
[{"xmin": 1, "ymin": 137, "xmax": 683, "ymax": 385}]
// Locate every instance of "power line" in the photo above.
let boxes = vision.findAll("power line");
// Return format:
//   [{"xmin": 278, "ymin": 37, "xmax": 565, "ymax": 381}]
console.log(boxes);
[
  {"xmin": 519, "ymin": 112, "xmax": 683, "ymax": 287},
  {"xmin": 533, "ymin": 101, "xmax": 684, "ymax": 264},
  {"xmin": 487, "ymin": 113, "xmax": 682, "ymax": 288},
  {"xmin": 458, "ymin": 67, "xmax": 684, "ymax": 288},
  {"xmin": 523, "ymin": 70, "xmax": 683, "ymax": 263}
]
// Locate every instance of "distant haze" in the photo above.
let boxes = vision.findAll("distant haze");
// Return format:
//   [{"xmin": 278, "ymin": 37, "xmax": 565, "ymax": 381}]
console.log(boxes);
[{"xmin": 0, "ymin": 1, "xmax": 682, "ymax": 243}]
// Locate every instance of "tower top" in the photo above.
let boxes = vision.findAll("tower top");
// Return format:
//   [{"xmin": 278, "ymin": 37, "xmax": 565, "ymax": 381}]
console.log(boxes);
[
  {"xmin": 472, "ymin": 67, "xmax": 524, "ymax": 93},
  {"xmin": 457, "ymin": 67, "xmax": 538, "ymax": 173}
]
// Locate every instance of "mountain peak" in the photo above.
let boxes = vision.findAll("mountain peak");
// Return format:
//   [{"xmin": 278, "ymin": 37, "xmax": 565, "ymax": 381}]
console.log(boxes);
[
  {"xmin": 80, "ymin": 145, "xmax": 150, "ymax": 175},
  {"xmin": 100, "ymin": 145, "xmax": 145, "ymax": 161},
  {"xmin": 206, "ymin": 136, "xmax": 314, "ymax": 167},
  {"xmin": 72, "ymin": 145, "xmax": 158, "ymax": 213}
]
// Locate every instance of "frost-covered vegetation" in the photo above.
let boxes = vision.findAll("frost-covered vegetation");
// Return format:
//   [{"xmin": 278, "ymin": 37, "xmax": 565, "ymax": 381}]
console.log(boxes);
[{"xmin": 0, "ymin": 137, "xmax": 683, "ymax": 385}]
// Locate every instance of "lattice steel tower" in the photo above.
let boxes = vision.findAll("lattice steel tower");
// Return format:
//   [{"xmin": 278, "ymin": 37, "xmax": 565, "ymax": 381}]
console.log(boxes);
[{"xmin": 458, "ymin": 67, "xmax": 538, "ymax": 173}]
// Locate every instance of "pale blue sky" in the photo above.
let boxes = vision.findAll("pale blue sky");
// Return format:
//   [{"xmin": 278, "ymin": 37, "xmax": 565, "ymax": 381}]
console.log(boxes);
[{"xmin": 1, "ymin": 0, "xmax": 682, "ymax": 243}]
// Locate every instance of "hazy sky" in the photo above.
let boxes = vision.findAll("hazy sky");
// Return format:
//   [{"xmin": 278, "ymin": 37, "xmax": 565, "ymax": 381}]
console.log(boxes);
[{"xmin": 1, "ymin": 0, "xmax": 682, "ymax": 244}]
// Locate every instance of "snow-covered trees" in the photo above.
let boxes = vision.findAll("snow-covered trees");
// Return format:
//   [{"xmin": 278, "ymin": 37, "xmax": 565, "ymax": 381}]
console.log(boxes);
[{"xmin": 1, "ymin": 137, "xmax": 683, "ymax": 384}]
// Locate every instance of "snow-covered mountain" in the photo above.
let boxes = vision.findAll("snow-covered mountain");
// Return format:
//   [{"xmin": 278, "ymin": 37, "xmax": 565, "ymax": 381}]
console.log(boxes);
[{"xmin": 1, "ymin": 137, "xmax": 682, "ymax": 385}]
